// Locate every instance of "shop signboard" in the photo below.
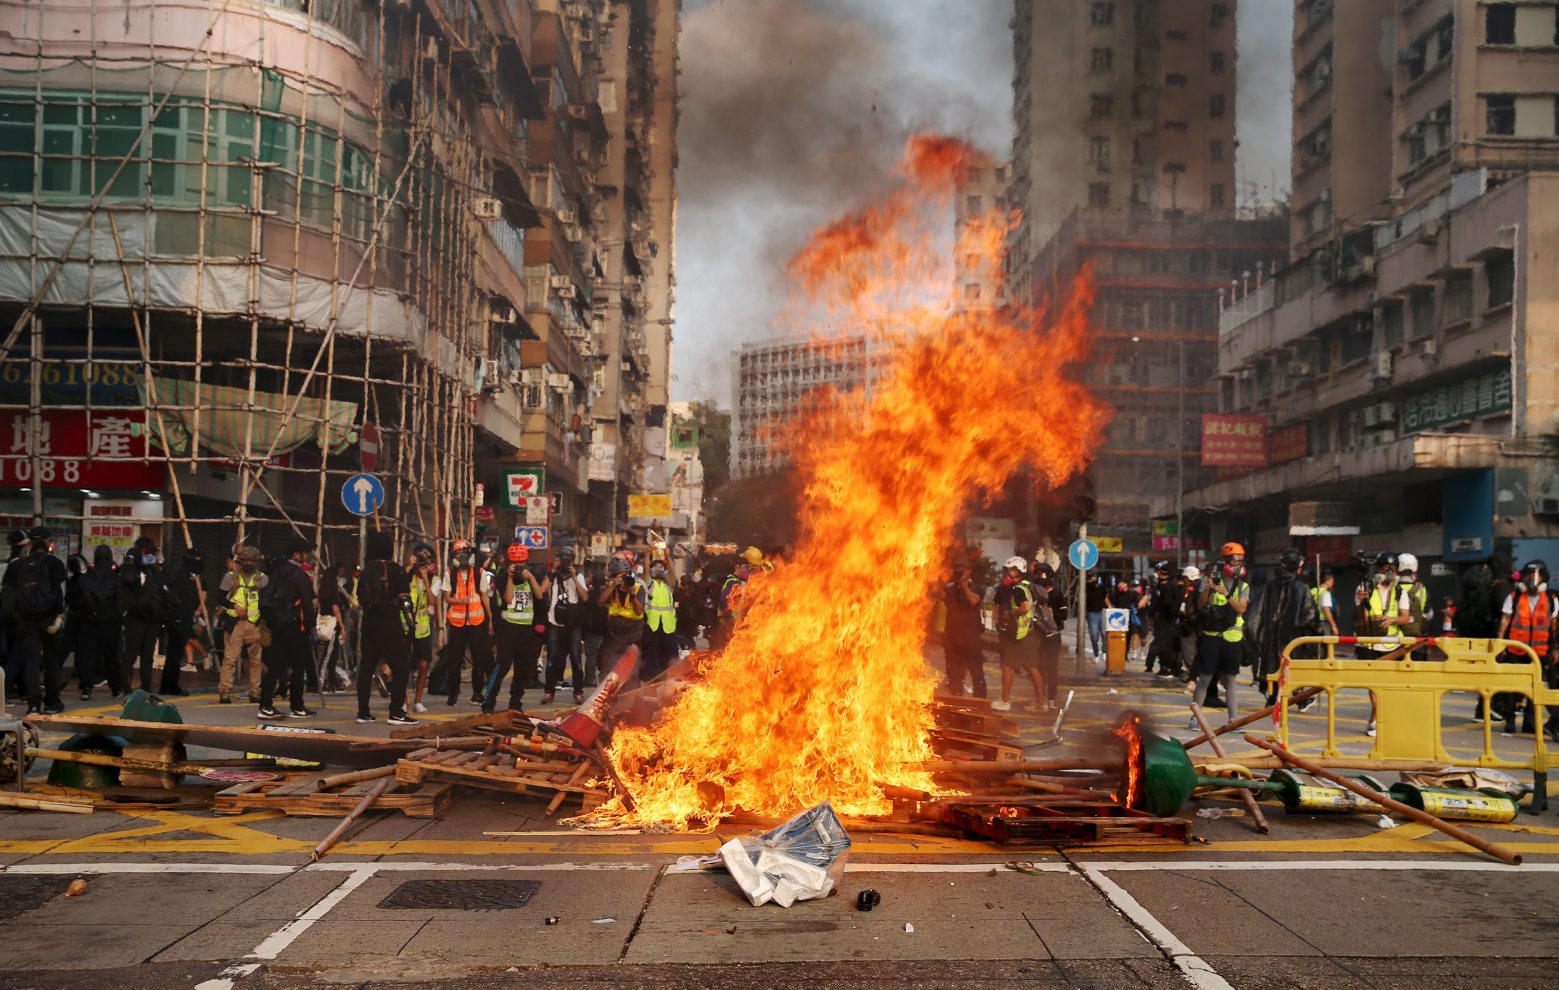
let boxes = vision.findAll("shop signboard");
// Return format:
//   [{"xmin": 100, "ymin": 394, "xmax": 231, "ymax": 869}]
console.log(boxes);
[
  {"xmin": 1, "ymin": 409, "xmax": 163, "ymax": 489},
  {"xmin": 1402, "ymin": 368, "xmax": 1511, "ymax": 433},
  {"xmin": 502, "ymin": 467, "xmax": 545, "ymax": 509},
  {"xmin": 627, "ymin": 493, "xmax": 673, "ymax": 519},
  {"xmin": 1268, "ymin": 423, "xmax": 1309, "ymax": 465},
  {"xmin": 1201, "ymin": 415, "xmax": 1268, "ymax": 467}
]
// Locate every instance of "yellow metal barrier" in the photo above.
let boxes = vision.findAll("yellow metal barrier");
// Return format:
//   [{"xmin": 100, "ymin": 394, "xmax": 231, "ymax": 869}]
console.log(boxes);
[{"xmin": 1273, "ymin": 636, "xmax": 1555, "ymax": 811}]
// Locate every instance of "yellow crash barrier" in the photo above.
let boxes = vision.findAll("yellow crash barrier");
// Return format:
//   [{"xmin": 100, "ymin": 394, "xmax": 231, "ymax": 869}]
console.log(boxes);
[{"xmin": 1273, "ymin": 636, "xmax": 1555, "ymax": 811}]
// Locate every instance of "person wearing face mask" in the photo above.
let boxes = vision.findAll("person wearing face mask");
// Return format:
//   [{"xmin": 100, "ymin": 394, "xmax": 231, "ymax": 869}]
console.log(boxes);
[
  {"xmin": 120, "ymin": 537, "xmax": 180, "ymax": 697},
  {"xmin": 433, "ymin": 538, "xmax": 494, "ymax": 707},
  {"xmin": 3, "ymin": 527, "xmax": 66, "ymax": 714},
  {"xmin": 154, "ymin": 549, "xmax": 200, "ymax": 697},
  {"xmin": 1495, "ymin": 560, "xmax": 1557, "ymax": 738},
  {"xmin": 405, "ymin": 544, "xmax": 436, "ymax": 713},
  {"xmin": 1354, "ymin": 551, "xmax": 1412, "ymax": 737},
  {"xmin": 1190, "ymin": 542, "xmax": 1251, "ymax": 725},
  {"xmin": 256, "ymin": 536, "xmax": 318, "ymax": 719},
  {"xmin": 543, "ymin": 546, "xmax": 589, "ymax": 700},
  {"xmin": 596, "ymin": 555, "xmax": 647, "ymax": 692},
  {"xmin": 74, "ymin": 545, "xmax": 125, "ymax": 701},
  {"xmin": 640, "ymin": 556, "xmax": 681, "ymax": 684},
  {"xmin": 219, "ymin": 546, "xmax": 267, "ymax": 704},
  {"xmin": 483, "ymin": 541, "xmax": 548, "ymax": 714}
]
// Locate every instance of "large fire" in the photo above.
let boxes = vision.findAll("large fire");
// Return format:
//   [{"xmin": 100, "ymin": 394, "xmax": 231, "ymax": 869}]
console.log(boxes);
[{"xmin": 601, "ymin": 135, "xmax": 1109, "ymax": 828}]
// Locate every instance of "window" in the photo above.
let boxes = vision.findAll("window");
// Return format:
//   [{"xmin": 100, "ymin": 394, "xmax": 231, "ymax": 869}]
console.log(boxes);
[
  {"xmin": 1210, "ymin": 183, "xmax": 1225, "ymax": 208},
  {"xmin": 1089, "ymin": 136, "xmax": 1111, "ymax": 171},
  {"xmin": 1166, "ymin": 30, "xmax": 1188, "ymax": 41},
  {"xmin": 1088, "ymin": 182, "xmax": 1111, "ymax": 207},
  {"xmin": 1210, "ymin": 51, "xmax": 1225, "ymax": 74},
  {"xmin": 1404, "ymin": 40, "xmax": 1427, "ymax": 80},
  {"xmin": 1132, "ymin": 137, "xmax": 1148, "ymax": 165},
  {"xmin": 1091, "ymin": 94, "xmax": 1114, "ymax": 118},
  {"xmin": 965, "ymin": 194, "xmax": 982, "ymax": 213},
  {"xmin": 1443, "ymin": 271, "xmax": 1473, "ymax": 324},
  {"xmin": 962, "ymin": 283, "xmax": 982, "ymax": 301},
  {"xmin": 1211, "ymin": 3, "xmax": 1230, "ymax": 28},
  {"xmin": 1090, "ymin": 2, "xmax": 1114, "ymax": 27},
  {"xmin": 1131, "ymin": 92, "xmax": 1146, "ymax": 118},
  {"xmin": 1486, "ymin": 250, "xmax": 1514, "ymax": 308},
  {"xmin": 1209, "ymin": 139, "xmax": 1224, "ymax": 163},
  {"xmin": 1165, "ymin": 73, "xmax": 1188, "ymax": 87},
  {"xmin": 1486, "ymin": 94, "xmax": 1515, "ymax": 135},
  {"xmin": 1485, "ymin": 3, "xmax": 1515, "ymax": 44},
  {"xmin": 1209, "ymin": 93, "xmax": 1226, "ymax": 117},
  {"xmin": 1163, "ymin": 120, "xmax": 1188, "ymax": 131},
  {"xmin": 1091, "ymin": 47, "xmax": 1114, "ymax": 72},
  {"xmin": 0, "ymin": 100, "xmax": 32, "ymax": 193}
]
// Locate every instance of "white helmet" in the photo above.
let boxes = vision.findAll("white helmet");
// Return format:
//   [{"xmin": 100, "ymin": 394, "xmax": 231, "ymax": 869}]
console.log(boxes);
[
  {"xmin": 1003, "ymin": 556, "xmax": 1028, "ymax": 572},
  {"xmin": 1397, "ymin": 552, "xmax": 1419, "ymax": 575},
  {"xmin": 1182, "ymin": 565, "xmax": 1201, "ymax": 581}
]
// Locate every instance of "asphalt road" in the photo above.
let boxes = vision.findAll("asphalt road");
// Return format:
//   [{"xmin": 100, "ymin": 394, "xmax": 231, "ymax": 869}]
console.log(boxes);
[{"xmin": 2, "ymin": 647, "xmax": 1557, "ymax": 989}]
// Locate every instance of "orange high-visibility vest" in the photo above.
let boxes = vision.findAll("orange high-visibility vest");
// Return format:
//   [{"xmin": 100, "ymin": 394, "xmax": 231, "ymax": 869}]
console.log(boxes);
[
  {"xmin": 447, "ymin": 569, "xmax": 487, "ymax": 627},
  {"xmin": 1512, "ymin": 593, "xmax": 1552, "ymax": 655}
]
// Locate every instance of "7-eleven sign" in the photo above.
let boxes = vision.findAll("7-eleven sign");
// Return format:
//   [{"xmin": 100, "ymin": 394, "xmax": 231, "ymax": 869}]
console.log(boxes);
[{"xmin": 503, "ymin": 467, "xmax": 545, "ymax": 509}]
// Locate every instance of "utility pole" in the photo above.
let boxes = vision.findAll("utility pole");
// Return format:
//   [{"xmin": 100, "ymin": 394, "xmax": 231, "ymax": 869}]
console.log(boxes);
[{"xmin": 1176, "ymin": 339, "xmax": 1185, "ymax": 569}]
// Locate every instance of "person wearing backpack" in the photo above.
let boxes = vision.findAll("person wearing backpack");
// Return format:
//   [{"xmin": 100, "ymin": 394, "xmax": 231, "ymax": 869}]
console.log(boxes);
[
  {"xmin": 543, "ymin": 546, "xmax": 589, "ymax": 700},
  {"xmin": 154, "ymin": 550, "xmax": 201, "ymax": 698},
  {"xmin": 1029, "ymin": 561, "xmax": 1067, "ymax": 711},
  {"xmin": 1496, "ymin": 559, "xmax": 1558, "ymax": 738},
  {"xmin": 483, "ymin": 541, "xmax": 547, "ymax": 714},
  {"xmin": 256, "ymin": 537, "xmax": 318, "ymax": 719},
  {"xmin": 1251, "ymin": 548, "xmax": 1320, "ymax": 710},
  {"xmin": 353, "ymin": 530, "xmax": 416, "ymax": 725},
  {"xmin": 74, "ymin": 545, "xmax": 125, "ymax": 701},
  {"xmin": 120, "ymin": 537, "xmax": 180, "ymax": 697},
  {"xmin": 2, "ymin": 527, "xmax": 66, "ymax": 714},
  {"xmin": 991, "ymin": 557, "xmax": 1047, "ymax": 713}
]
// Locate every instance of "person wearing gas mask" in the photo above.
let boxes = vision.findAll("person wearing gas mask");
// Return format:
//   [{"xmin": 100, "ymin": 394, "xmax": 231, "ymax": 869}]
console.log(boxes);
[
  {"xmin": 405, "ymin": 543, "xmax": 436, "ymax": 713},
  {"xmin": 255, "ymin": 537, "xmax": 318, "ymax": 719},
  {"xmin": 353, "ymin": 530, "xmax": 416, "ymax": 725},
  {"xmin": 1177, "ymin": 566, "xmax": 1201, "ymax": 684},
  {"xmin": 991, "ymin": 557, "xmax": 1048, "ymax": 713},
  {"xmin": 2, "ymin": 527, "xmax": 65, "ymax": 714},
  {"xmin": 219, "ymin": 546, "xmax": 267, "ymax": 704},
  {"xmin": 154, "ymin": 549, "xmax": 201, "ymax": 697},
  {"xmin": 1190, "ymin": 542, "xmax": 1251, "ymax": 726},
  {"xmin": 943, "ymin": 561, "xmax": 989, "ymax": 698},
  {"xmin": 543, "ymin": 546, "xmax": 589, "ymax": 699},
  {"xmin": 640, "ymin": 557, "xmax": 681, "ymax": 684},
  {"xmin": 74, "ymin": 545, "xmax": 125, "ymax": 701},
  {"xmin": 595, "ymin": 555, "xmax": 647, "ymax": 691},
  {"xmin": 484, "ymin": 541, "xmax": 548, "ymax": 713},
  {"xmin": 121, "ymin": 537, "xmax": 179, "ymax": 697},
  {"xmin": 1496, "ymin": 559, "xmax": 1557, "ymax": 738},
  {"xmin": 433, "ymin": 538, "xmax": 493, "ymax": 707},
  {"xmin": 1354, "ymin": 551, "xmax": 1412, "ymax": 737},
  {"xmin": 1142, "ymin": 560, "xmax": 1184, "ymax": 677},
  {"xmin": 1252, "ymin": 548, "xmax": 1319, "ymax": 706}
]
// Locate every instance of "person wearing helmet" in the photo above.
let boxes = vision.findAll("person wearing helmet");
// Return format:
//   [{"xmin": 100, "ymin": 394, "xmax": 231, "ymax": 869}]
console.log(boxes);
[
  {"xmin": 991, "ymin": 557, "xmax": 1048, "ymax": 712},
  {"xmin": 640, "ymin": 557, "xmax": 681, "ymax": 684},
  {"xmin": 351, "ymin": 530, "xmax": 416, "ymax": 725},
  {"xmin": 596, "ymin": 554, "xmax": 647, "ymax": 686},
  {"xmin": 1028, "ymin": 561, "xmax": 1067, "ymax": 708},
  {"xmin": 542, "ymin": 546, "xmax": 590, "ymax": 702},
  {"xmin": 710, "ymin": 553, "xmax": 752, "ymax": 652},
  {"xmin": 1496, "ymin": 559, "xmax": 1557, "ymax": 738},
  {"xmin": 218, "ymin": 546, "xmax": 267, "ymax": 704},
  {"xmin": 255, "ymin": 536, "xmax": 319, "ymax": 720},
  {"xmin": 433, "ymin": 537, "xmax": 494, "ymax": 707},
  {"xmin": 72, "ymin": 545, "xmax": 125, "ymax": 702},
  {"xmin": 1250, "ymin": 548, "xmax": 1319, "ymax": 709},
  {"xmin": 943, "ymin": 561, "xmax": 989, "ymax": 698},
  {"xmin": 1190, "ymin": 542, "xmax": 1251, "ymax": 724},
  {"xmin": 1175, "ymin": 566, "xmax": 1201, "ymax": 681},
  {"xmin": 1352, "ymin": 551, "xmax": 1412, "ymax": 737},
  {"xmin": 482, "ymin": 541, "xmax": 548, "ymax": 714},
  {"xmin": 404, "ymin": 543, "xmax": 437, "ymax": 712},
  {"xmin": 1142, "ymin": 561, "xmax": 1184, "ymax": 677}
]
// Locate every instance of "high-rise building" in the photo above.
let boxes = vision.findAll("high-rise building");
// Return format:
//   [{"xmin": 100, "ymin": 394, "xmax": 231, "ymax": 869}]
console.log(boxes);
[
  {"xmin": 1008, "ymin": 0, "xmax": 1237, "ymax": 306},
  {"xmin": 1185, "ymin": 0, "xmax": 1559, "ymax": 600},
  {"xmin": 955, "ymin": 155, "xmax": 1010, "ymax": 312}
]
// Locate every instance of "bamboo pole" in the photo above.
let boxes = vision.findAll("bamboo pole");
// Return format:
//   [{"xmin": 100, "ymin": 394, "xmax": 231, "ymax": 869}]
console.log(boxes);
[
  {"xmin": 1182, "ymin": 686, "xmax": 1323, "ymax": 750},
  {"xmin": 311, "ymin": 777, "xmax": 391, "ymax": 862},
  {"xmin": 1243, "ymin": 734, "xmax": 1521, "ymax": 866},
  {"xmin": 912, "ymin": 758, "xmax": 1118, "ymax": 775},
  {"xmin": 0, "ymin": 792, "xmax": 94, "ymax": 814},
  {"xmin": 316, "ymin": 765, "xmax": 396, "ymax": 791},
  {"xmin": 1189, "ymin": 704, "xmax": 1268, "ymax": 834}
]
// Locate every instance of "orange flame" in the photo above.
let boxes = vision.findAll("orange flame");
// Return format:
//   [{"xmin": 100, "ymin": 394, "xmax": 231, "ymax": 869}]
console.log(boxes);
[
  {"xmin": 598, "ymin": 135, "xmax": 1109, "ymax": 828},
  {"xmin": 1113, "ymin": 713, "xmax": 1145, "ymax": 809}
]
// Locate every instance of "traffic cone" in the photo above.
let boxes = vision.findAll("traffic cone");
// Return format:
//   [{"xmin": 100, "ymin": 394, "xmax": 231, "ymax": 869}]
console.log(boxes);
[{"xmin": 551, "ymin": 645, "xmax": 639, "ymax": 749}]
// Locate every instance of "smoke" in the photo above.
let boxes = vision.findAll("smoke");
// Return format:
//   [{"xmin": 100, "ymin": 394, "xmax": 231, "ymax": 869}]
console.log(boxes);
[
  {"xmin": 673, "ymin": 0, "xmax": 1012, "ymax": 404},
  {"xmin": 1235, "ymin": 0, "xmax": 1294, "ymax": 209}
]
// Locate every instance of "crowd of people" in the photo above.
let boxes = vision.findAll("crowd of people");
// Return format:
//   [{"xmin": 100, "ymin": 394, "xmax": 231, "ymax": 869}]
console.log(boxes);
[
  {"xmin": 935, "ymin": 542, "xmax": 1557, "ymax": 740},
  {"xmin": 1, "ymin": 527, "xmax": 770, "ymax": 723}
]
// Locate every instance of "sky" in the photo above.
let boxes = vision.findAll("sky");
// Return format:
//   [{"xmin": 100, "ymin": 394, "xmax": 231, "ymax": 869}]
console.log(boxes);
[{"xmin": 671, "ymin": 0, "xmax": 1294, "ymax": 405}]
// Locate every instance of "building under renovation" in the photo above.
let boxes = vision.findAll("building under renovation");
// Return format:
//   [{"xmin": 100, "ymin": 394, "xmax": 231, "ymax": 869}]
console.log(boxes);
[{"xmin": 0, "ymin": 0, "xmax": 677, "ymax": 567}]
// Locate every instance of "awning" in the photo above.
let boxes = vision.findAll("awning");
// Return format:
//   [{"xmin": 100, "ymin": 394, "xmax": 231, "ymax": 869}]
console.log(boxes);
[{"xmin": 140, "ymin": 376, "xmax": 358, "ymax": 460}]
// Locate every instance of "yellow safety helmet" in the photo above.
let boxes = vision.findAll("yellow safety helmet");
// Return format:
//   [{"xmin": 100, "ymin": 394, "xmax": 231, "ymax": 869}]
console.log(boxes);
[{"xmin": 741, "ymin": 546, "xmax": 764, "ymax": 567}]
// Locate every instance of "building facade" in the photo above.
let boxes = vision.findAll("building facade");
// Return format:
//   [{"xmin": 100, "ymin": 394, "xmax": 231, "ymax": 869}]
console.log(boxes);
[
  {"xmin": 1185, "ymin": 0, "xmax": 1559, "ymax": 599},
  {"xmin": 1008, "ymin": 0, "xmax": 1237, "ymax": 306},
  {"xmin": 0, "ymin": 0, "xmax": 675, "ymax": 566}
]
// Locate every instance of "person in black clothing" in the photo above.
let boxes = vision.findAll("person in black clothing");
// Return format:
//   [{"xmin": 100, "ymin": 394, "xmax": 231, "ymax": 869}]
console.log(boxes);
[
  {"xmin": 2, "ymin": 527, "xmax": 66, "ymax": 714},
  {"xmin": 1030, "ymin": 562, "xmax": 1068, "ymax": 708},
  {"xmin": 257, "ymin": 537, "xmax": 318, "ymax": 719},
  {"xmin": 1, "ymin": 528, "xmax": 28, "ymax": 700},
  {"xmin": 580, "ymin": 566, "xmax": 609, "ymax": 686},
  {"xmin": 157, "ymin": 551, "xmax": 202, "ymax": 697},
  {"xmin": 354, "ymin": 530, "xmax": 415, "ymax": 725},
  {"xmin": 120, "ymin": 537, "xmax": 178, "ymax": 695},
  {"xmin": 1142, "ymin": 561, "xmax": 1185, "ymax": 677},
  {"xmin": 74, "ymin": 545, "xmax": 124, "ymax": 700},
  {"xmin": 1252, "ymin": 548, "xmax": 1319, "ymax": 705},
  {"xmin": 942, "ymin": 561, "xmax": 988, "ymax": 697}
]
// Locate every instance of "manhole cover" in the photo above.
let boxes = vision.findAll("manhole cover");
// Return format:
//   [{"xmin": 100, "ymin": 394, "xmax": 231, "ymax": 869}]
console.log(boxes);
[{"xmin": 377, "ymin": 879, "xmax": 541, "ymax": 911}]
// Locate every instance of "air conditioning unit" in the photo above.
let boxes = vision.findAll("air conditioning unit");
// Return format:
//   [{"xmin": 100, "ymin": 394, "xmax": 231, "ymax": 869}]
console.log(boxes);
[
  {"xmin": 1315, "ymin": 61, "xmax": 1332, "ymax": 80},
  {"xmin": 546, "ymin": 372, "xmax": 572, "ymax": 391},
  {"xmin": 1420, "ymin": 338, "xmax": 1439, "ymax": 359},
  {"xmin": 1535, "ymin": 495, "xmax": 1559, "ymax": 516},
  {"xmin": 548, "ymin": 274, "xmax": 573, "ymax": 290},
  {"xmin": 1417, "ymin": 218, "xmax": 1442, "ymax": 242},
  {"xmin": 1407, "ymin": 122, "xmax": 1426, "ymax": 137},
  {"xmin": 556, "ymin": 207, "xmax": 577, "ymax": 226},
  {"xmin": 574, "ymin": 147, "xmax": 593, "ymax": 165},
  {"xmin": 489, "ymin": 302, "xmax": 517, "ymax": 324},
  {"xmin": 1362, "ymin": 403, "xmax": 1383, "ymax": 428},
  {"xmin": 1428, "ymin": 107, "xmax": 1450, "ymax": 124},
  {"xmin": 1373, "ymin": 350, "xmax": 1394, "ymax": 380},
  {"xmin": 1313, "ymin": 138, "xmax": 1330, "ymax": 155},
  {"xmin": 473, "ymin": 196, "xmax": 502, "ymax": 220},
  {"xmin": 554, "ymin": 282, "xmax": 576, "ymax": 299},
  {"xmin": 576, "ymin": 24, "xmax": 594, "ymax": 43},
  {"xmin": 519, "ymin": 367, "xmax": 543, "ymax": 386},
  {"xmin": 563, "ymin": 2, "xmax": 589, "ymax": 19},
  {"xmin": 1360, "ymin": 255, "xmax": 1377, "ymax": 275},
  {"xmin": 1287, "ymin": 358, "xmax": 1312, "ymax": 377}
]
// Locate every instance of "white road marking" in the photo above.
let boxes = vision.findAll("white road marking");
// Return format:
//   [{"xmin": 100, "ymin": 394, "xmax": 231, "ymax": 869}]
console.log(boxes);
[
  {"xmin": 0, "ymin": 862, "xmax": 294, "ymax": 875},
  {"xmin": 248, "ymin": 866, "xmax": 376, "ymax": 960},
  {"xmin": 843, "ymin": 862, "xmax": 1069, "ymax": 873},
  {"xmin": 1078, "ymin": 864, "xmax": 1235, "ymax": 990},
  {"xmin": 305, "ymin": 860, "xmax": 655, "ymax": 872},
  {"xmin": 1083, "ymin": 859, "xmax": 1559, "ymax": 873}
]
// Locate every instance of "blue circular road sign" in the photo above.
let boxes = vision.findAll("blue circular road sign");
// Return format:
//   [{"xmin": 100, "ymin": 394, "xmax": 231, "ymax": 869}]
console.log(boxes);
[
  {"xmin": 1068, "ymin": 539, "xmax": 1099, "ymax": 570},
  {"xmin": 341, "ymin": 473, "xmax": 385, "ymax": 516}
]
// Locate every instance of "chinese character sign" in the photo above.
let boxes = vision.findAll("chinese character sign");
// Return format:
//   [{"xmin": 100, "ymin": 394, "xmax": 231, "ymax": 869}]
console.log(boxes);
[
  {"xmin": 1268, "ymin": 423, "xmax": 1309, "ymax": 465},
  {"xmin": 1201, "ymin": 415, "xmax": 1268, "ymax": 467},
  {"xmin": 1402, "ymin": 367, "xmax": 1512, "ymax": 433},
  {"xmin": 1, "ymin": 410, "xmax": 162, "ymax": 489},
  {"xmin": 627, "ymin": 493, "xmax": 673, "ymax": 519}
]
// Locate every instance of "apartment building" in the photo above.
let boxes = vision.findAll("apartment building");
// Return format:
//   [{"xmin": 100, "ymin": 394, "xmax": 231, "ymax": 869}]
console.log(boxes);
[
  {"xmin": 1008, "ymin": 0, "xmax": 1237, "ymax": 305},
  {"xmin": 955, "ymin": 155, "xmax": 1010, "ymax": 311},
  {"xmin": 0, "ymin": 0, "xmax": 676, "ymax": 566},
  {"xmin": 1185, "ymin": 0, "xmax": 1559, "ymax": 595}
]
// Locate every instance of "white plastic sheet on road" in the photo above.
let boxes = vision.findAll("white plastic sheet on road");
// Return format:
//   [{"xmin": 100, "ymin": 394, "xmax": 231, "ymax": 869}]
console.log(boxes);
[{"xmin": 716, "ymin": 801, "xmax": 852, "ymax": 907}]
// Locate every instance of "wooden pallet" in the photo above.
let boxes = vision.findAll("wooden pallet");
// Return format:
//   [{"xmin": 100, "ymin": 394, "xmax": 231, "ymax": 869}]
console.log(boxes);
[
  {"xmin": 396, "ymin": 748, "xmax": 608, "ymax": 813},
  {"xmin": 212, "ymin": 772, "xmax": 452, "ymax": 818},
  {"xmin": 928, "ymin": 729, "xmax": 1025, "ymax": 764},
  {"xmin": 931, "ymin": 697, "xmax": 1021, "ymax": 741},
  {"xmin": 940, "ymin": 800, "xmax": 1193, "ymax": 847}
]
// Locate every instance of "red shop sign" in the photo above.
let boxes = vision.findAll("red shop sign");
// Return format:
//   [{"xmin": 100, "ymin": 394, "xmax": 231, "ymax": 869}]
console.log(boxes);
[{"xmin": 0, "ymin": 409, "xmax": 164, "ymax": 489}]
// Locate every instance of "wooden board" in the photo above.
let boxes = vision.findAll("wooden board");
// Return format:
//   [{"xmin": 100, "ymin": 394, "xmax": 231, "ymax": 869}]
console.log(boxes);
[
  {"xmin": 28, "ymin": 716, "xmax": 423, "ymax": 769},
  {"xmin": 387, "ymin": 710, "xmax": 518, "ymax": 740},
  {"xmin": 940, "ymin": 800, "xmax": 1193, "ymax": 847},
  {"xmin": 928, "ymin": 729, "xmax": 1025, "ymax": 764},
  {"xmin": 396, "ymin": 748, "xmax": 609, "ymax": 814},
  {"xmin": 212, "ymin": 772, "xmax": 452, "ymax": 818}
]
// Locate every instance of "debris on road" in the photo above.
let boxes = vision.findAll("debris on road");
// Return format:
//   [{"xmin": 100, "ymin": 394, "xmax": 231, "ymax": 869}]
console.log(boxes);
[{"xmin": 719, "ymin": 802, "xmax": 852, "ymax": 907}]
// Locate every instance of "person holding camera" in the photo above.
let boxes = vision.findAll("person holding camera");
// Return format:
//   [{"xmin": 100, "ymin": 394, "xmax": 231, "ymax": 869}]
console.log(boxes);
[
  {"xmin": 596, "ymin": 555, "xmax": 646, "ymax": 688},
  {"xmin": 218, "ymin": 546, "xmax": 266, "ymax": 704},
  {"xmin": 353, "ymin": 530, "xmax": 416, "ymax": 725},
  {"xmin": 542, "ymin": 545, "xmax": 589, "ymax": 703},
  {"xmin": 405, "ymin": 543, "xmax": 436, "ymax": 713},
  {"xmin": 641, "ymin": 557, "xmax": 680, "ymax": 683},
  {"xmin": 1189, "ymin": 542, "xmax": 1251, "ymax": 727},
  {"xmin": 942, "ymin": 561, "xmax": 987, "ymax": 698},
  {"xmin": 484, "ymin": 541, "xmax": 549, "ymax": 714},
  {"xmin": 433, "ymin": 538, "xmax": 494, "ymax": 707}
]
